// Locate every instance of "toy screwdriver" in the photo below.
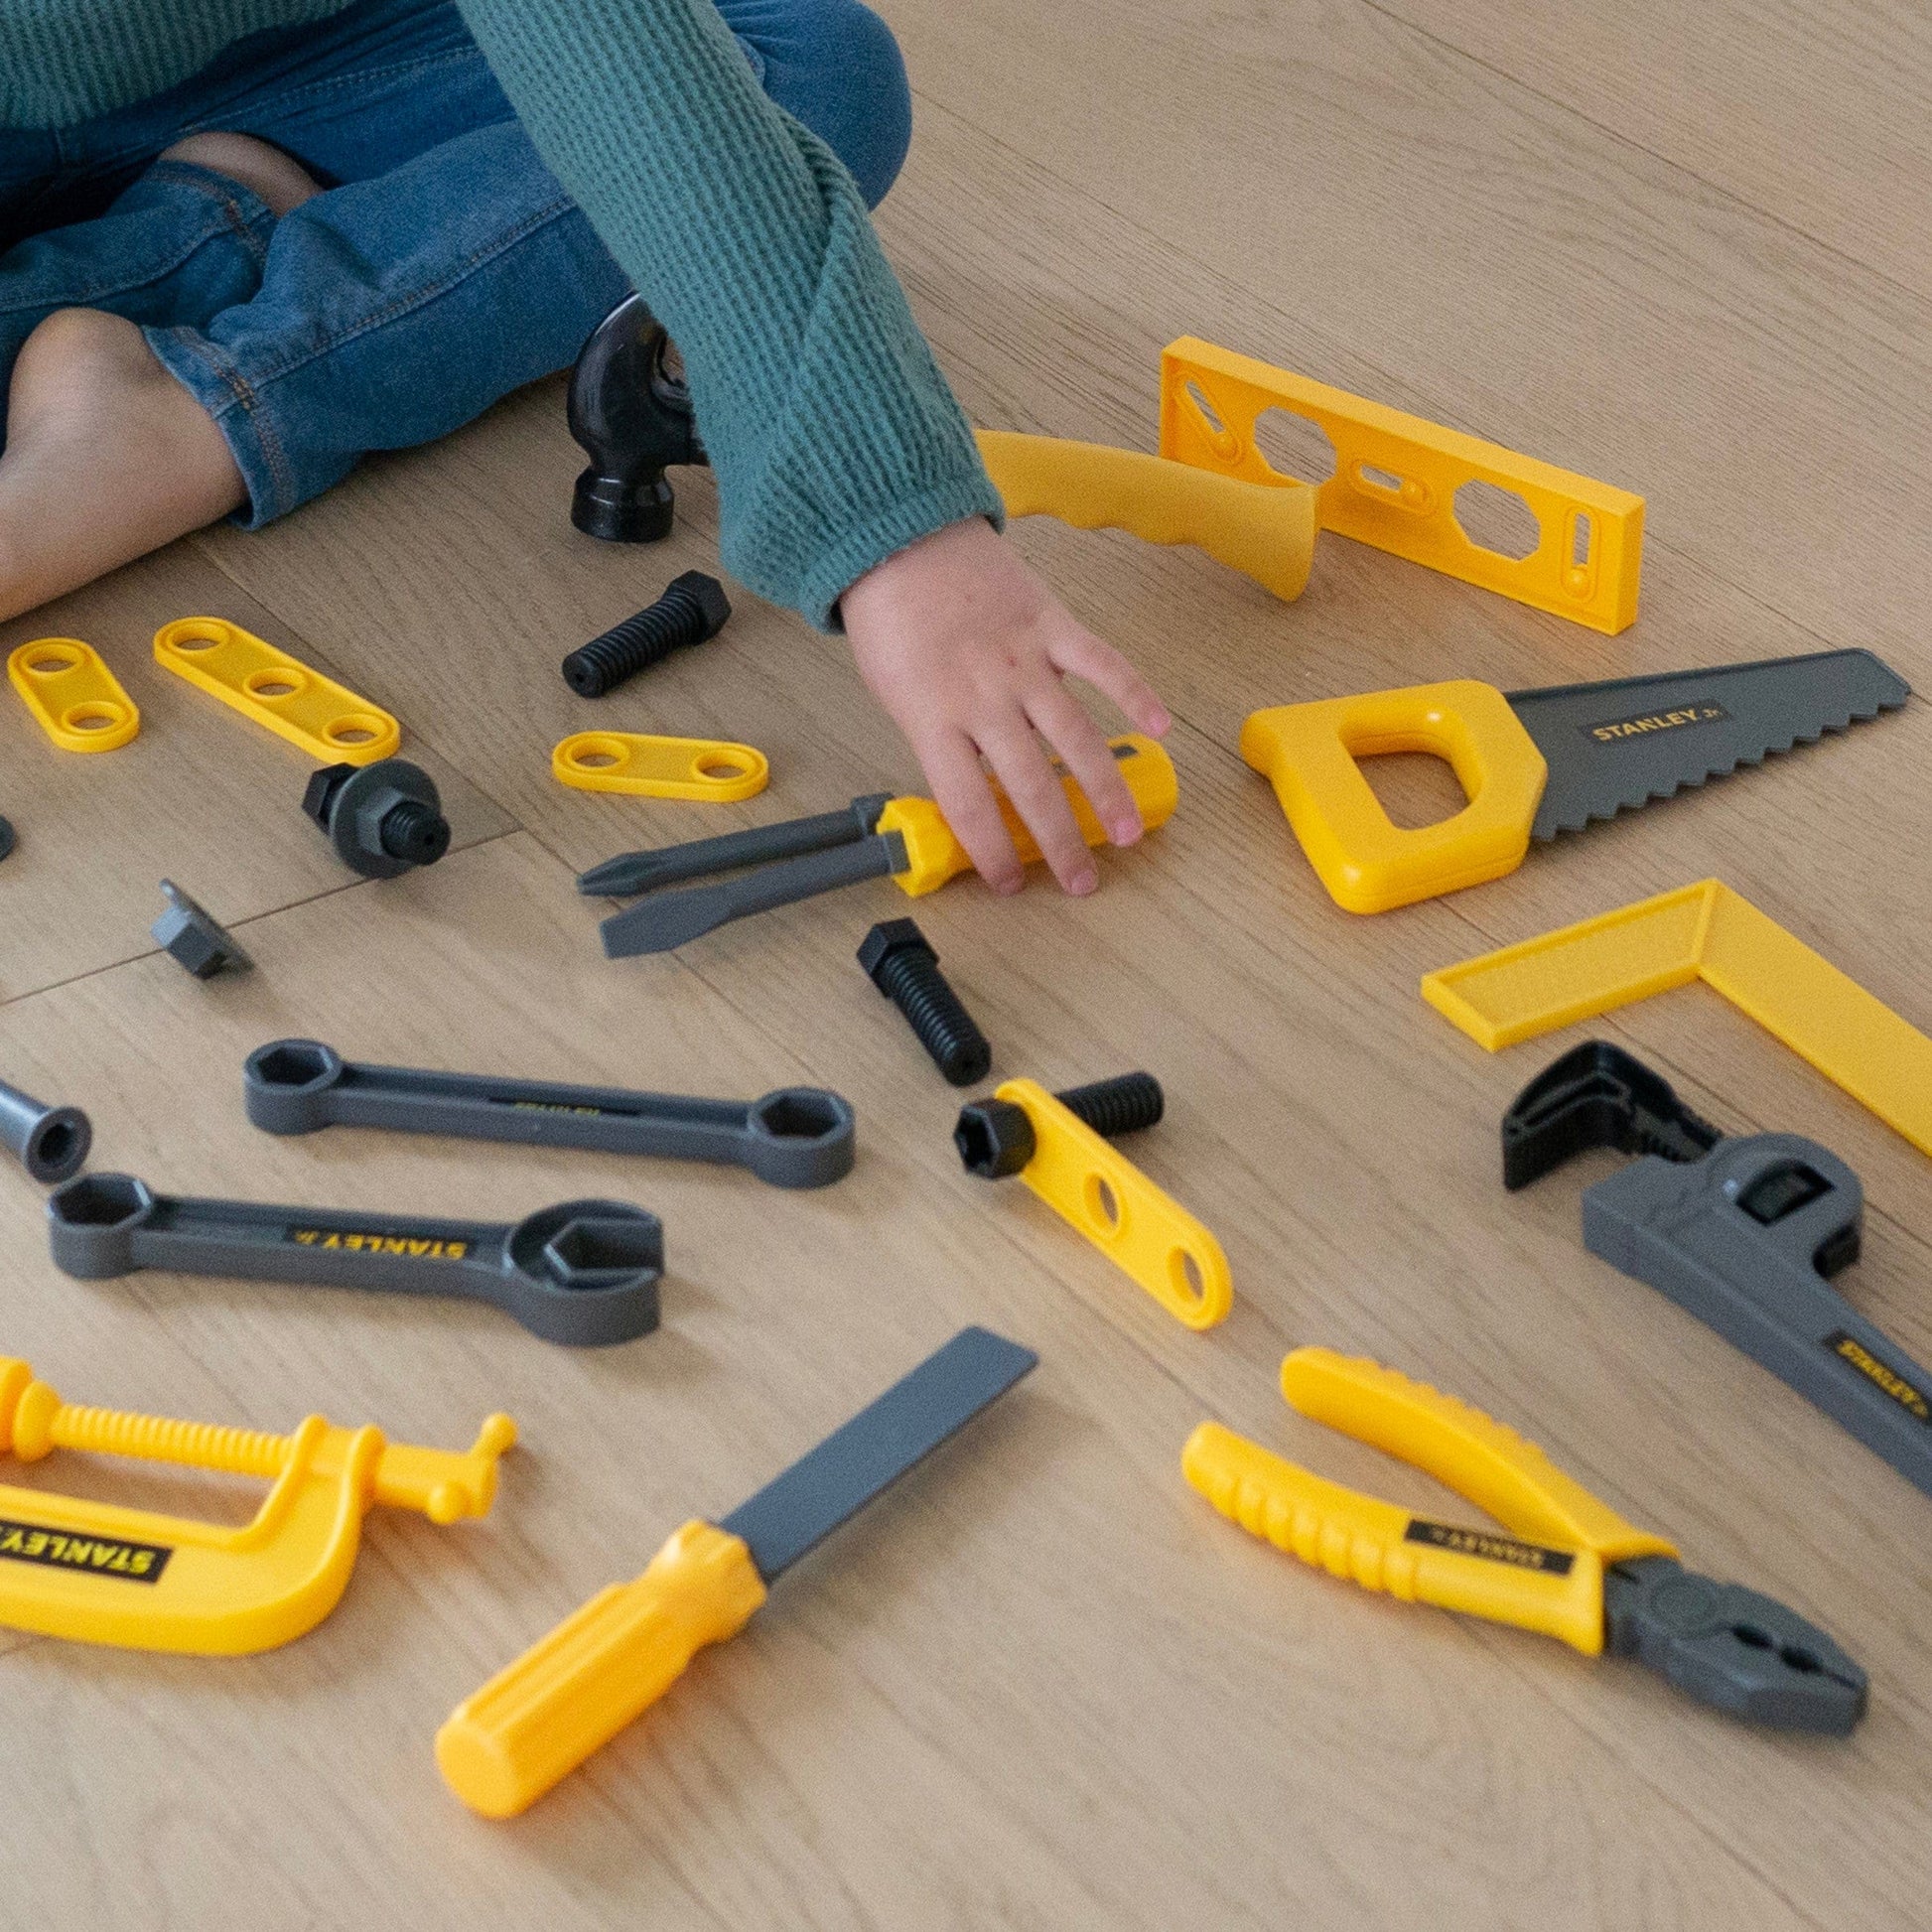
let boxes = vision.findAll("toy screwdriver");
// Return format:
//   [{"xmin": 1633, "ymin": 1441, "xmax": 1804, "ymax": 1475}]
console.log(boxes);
[
  {"xmin": 1184, "ymin": 1348, "xmax": 1865, "ymax": 1732},
  {"xmin": 438, "ymin": 1326, "xmax": 1036, "ymax": 1816},
  {"xmin": 582, "ymin": 733, "xmax": 1177, "ymax": 957}
]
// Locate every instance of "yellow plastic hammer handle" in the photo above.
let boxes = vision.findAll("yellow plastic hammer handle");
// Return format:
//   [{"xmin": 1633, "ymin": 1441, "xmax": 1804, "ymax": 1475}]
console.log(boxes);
[
  {"xmin": 977, "ymin": 430, "xmax": 1315, "ymax": 604},
  {"xmin": 437, "ymin": 1519, "xmax": 766, "ymax": 1818},
  {"xmin": 1181, "ymin": 1422, "xmax": 1610, "ymax": 1654},
  {"xmin": 879, "ymin": 733, "xmax": 1179, "ymax": 896}
]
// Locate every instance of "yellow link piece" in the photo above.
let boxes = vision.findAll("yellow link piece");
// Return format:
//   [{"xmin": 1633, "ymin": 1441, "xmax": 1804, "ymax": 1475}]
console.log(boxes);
[
  {"xmin": 438, "ymin": 1518, "xmax": 767, "ymax": 1818},
  {"xmin": 7, "ymin": 637, "xmax": 141, "ymax": 753},
  {"xmin": 1160, "ymin": 337, "xmax": 1645, "ymax": 633},
  {"xmin": 1421, "ymin": 879, "xmax": 1932, "ymax": 1159},
  {"xmin": 1240, "ymin": 682, "xmax": 1548, "ymax": 912},
  {"xmin": 0, "ymin": 1357, "xmax": 511, "ymax": 1654},
  {"xmin": 551, "ymin": 730, "xmax": 769, "ymax": 802},
  {"xmin": 996, "ymin": 1077, "xmax": 1231, "ymax": 1329},
  {"xmin": 154, "ymin": 616, "xmax": 400, "ymax": 764},
  {"xmin": 977, "ymin": 428, "xmax": 1315, "ymax": 604},
  {"xmin": 879, "ymin": 733, "xmax": 1179, "ymax": 897}
]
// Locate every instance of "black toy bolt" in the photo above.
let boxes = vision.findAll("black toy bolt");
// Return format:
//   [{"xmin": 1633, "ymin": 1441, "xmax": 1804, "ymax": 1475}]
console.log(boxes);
[
  {"xmin": 561, "ymin": 572, "xmax": 732, "ymax": 699},
  {"xmin": 954, "ymin": 1072, "xmax": 1164, "ymax": 1178},
  {"xmin": 858, "ymin": 918, "xmax": 993, "ymax": 1087},
  {"xmin": 303, "ymin": 759, "xmax": 451, "ymax": 880},
  {"xmin": 0, "ymin": 1077, "xmax": 91, "ymax": 1183}
]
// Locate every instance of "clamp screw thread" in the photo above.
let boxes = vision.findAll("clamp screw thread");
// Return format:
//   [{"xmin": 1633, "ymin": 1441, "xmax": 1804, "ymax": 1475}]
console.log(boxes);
[
  {"xmin": 859, "ymin": 919, "xmax": 992, "ymax": 1087},
  {"xmin": 1056, "ymin": 1072, "xmax": 1164, "ymax": 1140},
  {"xmin": 379, "ymin": 799, "xmax": 452, "ymax": 867},
  {"xmin": 562, "ymin": 571, "xmax": 732, "ymax": 698}
]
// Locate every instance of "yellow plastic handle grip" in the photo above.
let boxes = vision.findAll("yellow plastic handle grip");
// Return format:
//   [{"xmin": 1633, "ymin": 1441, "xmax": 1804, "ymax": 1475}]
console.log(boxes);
[
  {"xmin": 879, "ymin": 733, "xmax": 1179, "ymax": 896},
  {"xmin": 436, "ymin": 1520, "xmax": 765, "ymax": 1818},
  {"xmin": 1181, "ymin": 1421, "xmax": 1608, "ymax": 1654},
  {"xmin": 1239, "ymin": 682, "xmax": 1548, "ymax": 913},
  {"xmin": 976, "ymin": 430, "xmax": 1314, "ymax": 604}
]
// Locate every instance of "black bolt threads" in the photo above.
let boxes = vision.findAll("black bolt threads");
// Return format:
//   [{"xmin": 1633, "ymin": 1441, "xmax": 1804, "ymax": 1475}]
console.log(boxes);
[
  {"xmin": 858, "ymin": 918, "xmax": 993, "ymax": 1087},
  {"xmin": 377, "ymin": 799, "xmax": 450, "ymax": 868},
  {"xmin": 954, "ymin": 1072, "xmax": 1164, "ymax": 1178},
  {"xmin": 562, "ymin": 572, "xmax": 732, "ymax": 698}
]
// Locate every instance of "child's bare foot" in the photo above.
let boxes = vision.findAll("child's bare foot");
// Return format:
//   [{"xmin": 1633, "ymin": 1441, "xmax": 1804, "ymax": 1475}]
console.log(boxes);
[{"xmin": 0, "ymin": 308, "xmax": 248, "ymax": 621}]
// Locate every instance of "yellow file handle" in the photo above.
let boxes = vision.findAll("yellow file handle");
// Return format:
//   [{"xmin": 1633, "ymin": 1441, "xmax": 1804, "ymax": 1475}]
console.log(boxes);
[
  {"xmin": 976, "ymin": 430, "xmax": 1315, "ymax": 604},
  {"xmin": 879, "ymin": 733, "xmax": 1179, "ymax": 896},
  {"xmin": 1181, "ymin": 1422, "xmax": 1609, "ymax": 1654},
  {"xmin": 437, "ymin": 1519, "xmax": 766, "ymax": 1818},
  {"xmin": 1239, "ymin": 681, "xmax": 1548, "ymax": 913}
]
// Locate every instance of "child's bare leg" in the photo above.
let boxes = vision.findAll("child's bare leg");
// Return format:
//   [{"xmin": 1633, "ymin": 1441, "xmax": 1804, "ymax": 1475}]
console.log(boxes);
[{"xmin": 0, "ymin": 135, "xmax": 319, "ymax": 622}]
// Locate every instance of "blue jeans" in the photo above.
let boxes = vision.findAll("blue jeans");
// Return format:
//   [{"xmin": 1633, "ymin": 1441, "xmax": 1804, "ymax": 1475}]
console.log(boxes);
[{"xmin": 0, "ymin": 0, "xmax": 911, "ymax": 525}]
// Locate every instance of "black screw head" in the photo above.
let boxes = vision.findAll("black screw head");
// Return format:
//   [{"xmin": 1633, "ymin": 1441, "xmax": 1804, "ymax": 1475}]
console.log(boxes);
[
  {"xmin": 858, "ymin": 916, "xmax": 935, "ymax": 986},
  {"xmin": 954, "ymin": 1098, "xmax": 1036, "ymax": 1178},
  {"xmin": 668, "ymin": 570, "xmax": 733, "ymax": 639}
]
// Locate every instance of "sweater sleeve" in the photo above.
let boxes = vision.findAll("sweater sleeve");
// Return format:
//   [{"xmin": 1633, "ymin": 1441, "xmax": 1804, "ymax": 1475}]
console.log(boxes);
[{"xmin": 452, "ymin": 0, "xmax": 1003, "ymax": 628}]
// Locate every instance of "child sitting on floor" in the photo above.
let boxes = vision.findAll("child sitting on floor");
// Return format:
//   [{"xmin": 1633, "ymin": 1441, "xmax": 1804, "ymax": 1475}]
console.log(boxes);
[{"xmin": 0, "ymin": 0, "xmax": 1171, "ymax": 895}]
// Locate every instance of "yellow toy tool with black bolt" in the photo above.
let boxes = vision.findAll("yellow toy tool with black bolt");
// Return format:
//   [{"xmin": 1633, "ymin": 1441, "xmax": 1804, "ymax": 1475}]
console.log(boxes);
[
  {"xmin": 586, "ymin": 734, "xmax": 1177, "ymax": 956},
  {"xmin": 1183, "ymin": 1348, "xmax": 1865, "ymax": 1732},
  {"xmin": 0, "ymin": 1356, "xmax": 514, "ymax": 1655}
]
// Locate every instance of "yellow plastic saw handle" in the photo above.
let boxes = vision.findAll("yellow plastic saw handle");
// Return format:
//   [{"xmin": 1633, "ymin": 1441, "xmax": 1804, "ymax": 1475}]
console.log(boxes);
[
  {"xmin": 1181, "ymin": 1421, "xmax": 1610, "ymax": 1654},
  {"xmin": 976, "ymin": 430, "xmax": 1315, "ymax": 604},
  {"xmin": 436, "ymin": 1519, "xmax": 766, "ymax": 1818},
  {"xmin": 1239, "ymin": 682, "xmax": 1549, "ymax": 913},
  {"xmin": 879, "ymin": 733, "xmax": 1178, "ymax": 896}
]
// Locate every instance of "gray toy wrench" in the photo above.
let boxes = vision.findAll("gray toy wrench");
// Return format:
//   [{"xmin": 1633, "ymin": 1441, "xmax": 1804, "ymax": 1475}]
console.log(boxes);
[{"xmin": 1505, "ymin": 1040, "xmax": 1932, "ymax": 1501}]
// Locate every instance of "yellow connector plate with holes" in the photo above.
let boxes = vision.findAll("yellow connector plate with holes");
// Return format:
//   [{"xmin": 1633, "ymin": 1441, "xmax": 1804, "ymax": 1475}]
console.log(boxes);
[
  {"xmin": 1423, "ymin": 879, "xmax": 1932, "ymax": 1158},
  {"xmin": 977, "ymin": 428, "xmax": 1315, "ymax": 604},
  {"xmin": 1159, "ymin": 338, "xmax": 1645, "ymax": 633},
  {"xmin": 0, "ymin": 1355, "xmax": 513, "ymax": 1655},
  {"xmin": 552, "ymin": 731, "xmax": 769, "ymax": 802},
  {"xmin": 8, "ymin": 638, "xmax": 140, "ymax": 752},
  {"xmin": 998, "ymin": 1077, "xmax": 1231, "ymax": 1329},
  {"xmin": 154, "ymin": 616, "xmax": 400, "ymax": 764}
]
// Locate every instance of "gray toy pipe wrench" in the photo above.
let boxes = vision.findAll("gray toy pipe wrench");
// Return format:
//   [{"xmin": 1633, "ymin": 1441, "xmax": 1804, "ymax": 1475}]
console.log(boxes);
[
  {"xmin": 244, "ymin": 1039, "xmax": 855, "ymax": 1189},
  {"xmin": 1506, "ymin": 1041, "xmax": 1932, "ymax": 1499}
]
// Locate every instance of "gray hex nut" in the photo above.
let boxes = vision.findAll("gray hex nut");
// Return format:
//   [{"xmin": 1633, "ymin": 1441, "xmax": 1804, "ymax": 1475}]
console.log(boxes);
[
  {"xmin": 152, "ymin": 881, "xmax": 251, "ymax": 979},
  {"xmin": 303, "ymin": 759, "xmax": 450, "ymax": 880}
]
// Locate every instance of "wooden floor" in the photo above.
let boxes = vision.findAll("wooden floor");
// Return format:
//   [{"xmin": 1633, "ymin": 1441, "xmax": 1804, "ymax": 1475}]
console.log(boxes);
[{"xmin": 3, "ymin": 2, "xmax": 1929, "ymax": 1925}]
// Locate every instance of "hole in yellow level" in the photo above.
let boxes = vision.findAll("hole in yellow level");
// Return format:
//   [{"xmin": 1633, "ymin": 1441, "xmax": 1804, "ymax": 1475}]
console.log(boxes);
[
  {"xmin": 1184, "ymin": 379, "xmax": 1225, "ymax": 436},
  {"xmin": 1252, "ymin": 407, "xmax": 1337, "ymax": 486},
  {"xmin": 1358, "ymin": 463, "xmax": 1405, "ymax": 494},
  {"xmin": 696, "ymin": 757, "xmax": 746, "ymax": 780},
  {"xmin": 1357, "ymin": 752, "xmax": 1470, "ymax": 830},
  {"xmin": 28, "ymin": 652, "xmax": 77, "ymax": 675},
  {"xmin": 1571, "ymin": 512, "xmax": 1592, "ymax": 567},
  {"xmin": 327, "ymin": 717, "xmax": 380, "ymax": 746},
  {"xmin": 247, "ymin": 676, "xmax": 301, "ymax": 700},
  {"xmin": 1453, "ymin": 480, "xmax": 1542, "ymax": 561},
  {"xmin": 62, "ymin": 704, "xmax": 122, "ymax": 733},
  {"xmin": 1171, "ymin": 1249, "xmax": 1206, "ymax": 1308},
  {"xmin": 168, "ymin": 629, "xmax": 220, "ymax": 651},
  {"xmin": 572, "ymin": 751, "xmax": 619, "ymax": 769},
  {"xmin": 1085, "ymin": 1173, "xmax": 1122, "ymax": 1234}
]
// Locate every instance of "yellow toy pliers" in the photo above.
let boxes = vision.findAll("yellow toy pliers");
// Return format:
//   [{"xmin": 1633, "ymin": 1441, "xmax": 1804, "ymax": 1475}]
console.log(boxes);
[{"xmin": 1184, "ymin": 1348, "xmax": 1865, "ymax": 1732}]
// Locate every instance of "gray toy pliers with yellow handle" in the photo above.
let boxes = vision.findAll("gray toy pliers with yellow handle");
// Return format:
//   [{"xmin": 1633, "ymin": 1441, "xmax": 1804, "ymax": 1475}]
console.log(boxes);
[{"xmin": 1184, "ymin": 1348, "xmax": 1866, "ymax": 1733}]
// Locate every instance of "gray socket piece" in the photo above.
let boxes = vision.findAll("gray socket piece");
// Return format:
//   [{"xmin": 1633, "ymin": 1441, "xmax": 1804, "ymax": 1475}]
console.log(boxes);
[
  {"xmin": 47, "ymin": 1173, "xmax": 661, "ymax": 1346},
  {"xmin": 244, "ymin": 1039, "xmax": 855, "ymax": 1189},
  {"xmin": 152, "ymin": 881, "xmax": 251, "ymax": 979}
]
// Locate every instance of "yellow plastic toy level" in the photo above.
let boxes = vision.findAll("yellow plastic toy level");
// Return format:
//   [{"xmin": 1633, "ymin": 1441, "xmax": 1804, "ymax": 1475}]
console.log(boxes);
[
  {"xmin": 552, "ymin": 731, "xmax": 769, "ymax": 802},
  {"xmin": 7, "ymin": 637, "xmax": 141, "ymax": 753},
  {"xmin": 438, "ymin": 1518, "xmax": 765, "ymax": 1818},
  {"xmin": 1241, "ymin": 682, "xmax": 1548, "ymax": 912},
  {"xmin": 880, "ymin": 734, "xmax": 1179, "ymax": 897},
  {"xmin": 977, "ymin": 428, "xmax": 1315, "ymax": 604},
  {"xmin": 1181, "ymin": 1349, "xmax": 1672, "ymax": 1654},
  {"xmin": 154, "ymin": 616, "xmax": 401, "ymax": 764},
  {"xmin": 1159, "ymin": 338, "xmax": 1645, "ymax": 634},
  {"xmin": 1421, "ymin": 879, "xmax": 1932, "ymax": 1159},
  {"xmin": 0, "ymin": 1357, "xmax": 512, "ymax": 1656},
  {"xmin": 997, "ymin": 1077, "xmax": 1231, "ymax": 1329}
]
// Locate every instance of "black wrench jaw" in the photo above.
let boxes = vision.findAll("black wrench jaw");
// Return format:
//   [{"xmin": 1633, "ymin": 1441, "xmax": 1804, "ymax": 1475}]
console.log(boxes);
[
  {"xmin": 1603, "ymin": 1555, "xmax": 1867, "ymax": 1734},
  {"xmin": 1503, "ymin": 1041, "xmax": 1723, "ymax": 1190}
]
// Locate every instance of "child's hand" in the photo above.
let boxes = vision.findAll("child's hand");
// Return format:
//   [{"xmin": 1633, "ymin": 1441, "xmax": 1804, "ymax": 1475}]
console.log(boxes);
[{"xmin": 842, "ymin": 518, "xmax": 1172, "ymax": 897}]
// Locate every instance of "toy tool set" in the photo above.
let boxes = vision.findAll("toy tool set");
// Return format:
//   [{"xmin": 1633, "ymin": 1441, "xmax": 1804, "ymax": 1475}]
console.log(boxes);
[
  {"xmin": 1186, "ymin": 1349, "xmax": 1865, "ymax": 1732},
  {"xmin": 1507, "ymin": 1043, "xmax": 1932, "ymax": 1502},
  {"xmin": 1, "ymin": 306, "xmax": 1915, "ymax": 1828},
  {"xmin": 438, "ymin": 1325, "xmax": 1036, "ymax": 1816}
]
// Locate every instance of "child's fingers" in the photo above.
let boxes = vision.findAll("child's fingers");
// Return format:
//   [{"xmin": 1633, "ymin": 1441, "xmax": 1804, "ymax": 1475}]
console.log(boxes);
[
  {"xmin": 1024, "ymin": 680, "xmax": 1144, "ymax": 847},
  {"xmin": 1046, "ymin": 622, "xmax": 1173, "ymax": 738},
  {"xmin": 975, "ymin": 714, "xmax": 1100, "ymax": 895},
  {"xmin": 916, "ymin": 727, "xmax": 1027, "ymax": 894}
]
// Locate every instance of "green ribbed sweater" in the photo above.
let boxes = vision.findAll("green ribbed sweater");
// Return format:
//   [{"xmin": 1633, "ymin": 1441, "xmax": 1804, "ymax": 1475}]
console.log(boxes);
[{"xmin": 0, "ymin": 0, "xmax": 1001, "ymax": 626}]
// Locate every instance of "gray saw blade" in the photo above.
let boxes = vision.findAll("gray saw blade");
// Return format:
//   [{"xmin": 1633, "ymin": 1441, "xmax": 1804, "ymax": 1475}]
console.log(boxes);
[
  {"xmin": 1505, "ymin": 648, "xmax": 1909, "ymax": 842},
  {"xmin": 720, "ymin": 1326, "xmax": 1036, "ymax": 1585}
]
